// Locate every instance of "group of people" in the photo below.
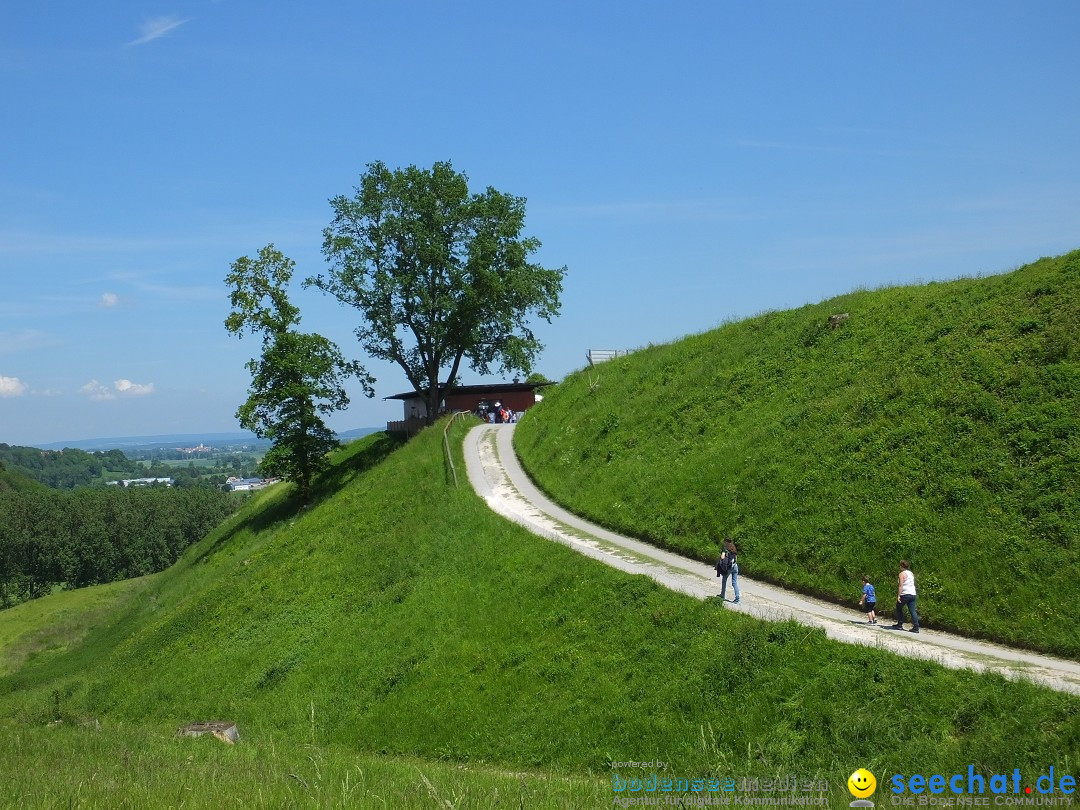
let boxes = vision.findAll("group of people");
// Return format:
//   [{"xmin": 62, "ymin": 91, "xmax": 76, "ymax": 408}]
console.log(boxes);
[
  {"xmin": 859, "ymin": 560, "xmax": 920, "ymax": 633},
  {"xmin": 716, "ymin": 542, "xmax": 920, "ymax": 634},
  {"xmin": 477, "ymin": 401, "xmax": 515, "ymax": 424}
]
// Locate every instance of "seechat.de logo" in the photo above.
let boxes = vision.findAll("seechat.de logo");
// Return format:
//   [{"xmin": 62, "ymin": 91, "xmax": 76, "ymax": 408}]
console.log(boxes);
[{"xmin": 848, "ymin": 768, "xmax": 877, "ymax": 807}]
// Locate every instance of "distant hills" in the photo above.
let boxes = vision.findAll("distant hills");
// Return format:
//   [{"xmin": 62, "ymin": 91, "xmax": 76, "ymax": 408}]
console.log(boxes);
[{"xmin": 31, "ymin": 428, "xmax": 382, "ymax": 453}]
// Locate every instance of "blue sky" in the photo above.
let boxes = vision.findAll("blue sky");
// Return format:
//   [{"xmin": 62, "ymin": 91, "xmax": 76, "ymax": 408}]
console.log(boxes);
[{"xmin": 2, "ymin": 2, "xmax": 1078, "ymax": 447}]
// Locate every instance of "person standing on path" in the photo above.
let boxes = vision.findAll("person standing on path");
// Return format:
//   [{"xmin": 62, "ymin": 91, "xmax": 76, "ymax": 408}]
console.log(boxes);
[
  {"xmin": 891, "ymin": 560, "xmax": 919, "ymax": 633},
  {"xmin": 720, "ymin": 538, "xmax": 740, "ymax": 604},
  {"xmin": 859, "ymin": 576, "xmax": 877, "ymax": 624}
]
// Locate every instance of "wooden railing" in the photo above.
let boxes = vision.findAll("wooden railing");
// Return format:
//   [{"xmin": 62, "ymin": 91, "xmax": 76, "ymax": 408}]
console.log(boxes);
[
  {"xmin": 387, "ymin": 412, "xmax": 472, "ymax": 487},
  {"xmin": 442, "ymin": 411, "xmax": 472, "ymax": 487}
]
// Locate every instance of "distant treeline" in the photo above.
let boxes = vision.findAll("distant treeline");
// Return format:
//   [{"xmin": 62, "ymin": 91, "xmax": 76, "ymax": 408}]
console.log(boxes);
[
  {"xmin": 0, "ymin": 486, "xmax": 238, "ymax": 606},
  {"xmin": 0, "ymin": 443, "xmax": 260, "ymax": 490},
  {"xmin": 0, "ymin": 444, "xmax": 139, "ymax": 489}
]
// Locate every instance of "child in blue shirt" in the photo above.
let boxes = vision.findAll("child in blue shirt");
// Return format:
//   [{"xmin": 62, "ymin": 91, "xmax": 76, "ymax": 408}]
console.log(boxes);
[{"xmin": 859, "ymin": 576, "xmax": 877, "ymax": 624}]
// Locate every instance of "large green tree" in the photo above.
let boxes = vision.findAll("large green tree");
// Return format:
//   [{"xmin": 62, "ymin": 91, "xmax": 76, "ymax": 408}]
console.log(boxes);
[
  {"xmin": 226, "ymin": 245, "xmax": 372, "ymax": 501},
  {"xmin": 307, "ymin": 160, "xmax": 566, "ymax": 425}
]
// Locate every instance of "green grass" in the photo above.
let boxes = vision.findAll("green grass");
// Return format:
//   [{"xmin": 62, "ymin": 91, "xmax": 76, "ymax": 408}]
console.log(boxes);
[
  {"xmin": 1, "ymin": 421, "xmax": 1078, "ymax": 806},
  {"xmin": 0, "ymin": 577, "xmax": 148, "ymax": 677},
  {"xmin": 0, "ymin": 720, "xmax": 607, "ymax": 808},
  {"xmin": 515, "ymin": 250, "xmax": 1080, "ymax": 659}
]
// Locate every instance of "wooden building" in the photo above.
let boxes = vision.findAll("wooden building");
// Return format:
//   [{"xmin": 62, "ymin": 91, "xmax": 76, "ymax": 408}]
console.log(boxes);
[{"xmin": 385, "ymin": 382, "xmax": 551, "ymax": 435}]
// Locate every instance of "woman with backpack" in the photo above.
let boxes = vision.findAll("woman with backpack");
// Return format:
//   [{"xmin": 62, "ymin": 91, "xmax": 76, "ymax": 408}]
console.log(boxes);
[{"xmin": 716, "ymin": 537, "xmax": 740, "ymax": 604}]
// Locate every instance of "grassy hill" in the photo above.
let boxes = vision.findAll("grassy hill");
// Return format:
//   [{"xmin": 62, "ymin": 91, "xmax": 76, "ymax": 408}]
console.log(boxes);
[
  {"xmin": 0, "ymin": 416, "xmax": 1078, "ymax": 806},
  {"xmin": 515, "ymin": 250, "xmax": 1080, "ymax": 658}
]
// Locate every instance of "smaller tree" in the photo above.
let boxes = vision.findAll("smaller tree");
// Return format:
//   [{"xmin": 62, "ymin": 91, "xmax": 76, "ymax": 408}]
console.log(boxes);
[{"xmin": 225, "ymin": 245, "xmax": 372, "ymax": 502}]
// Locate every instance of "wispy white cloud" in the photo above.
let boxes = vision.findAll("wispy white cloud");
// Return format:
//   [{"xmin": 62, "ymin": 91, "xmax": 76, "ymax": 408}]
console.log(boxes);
[
  {"xmin": 133, "ymin": 281, "xmax": 220, "ymax": 303},
  {"xmin": 750, "ymin": 221, "xmax": 1080, "ymax": 281},
  {"xmin": 0, "ymin": 230, "xmax": 196, "ymax": 256},
  {"xmin": 733, "ymin": 138, "xmax": 921, "ymax": 160},
  {"xmin": 129, "ymin": 15, "xmax": 190, "ymax": 46},
  {"xmin": 81, "ymin": 378, "xmax": 156, "ymax": 400},
  {"xmin": 80, "ymin": 380, "xmax": 115, "ymax": 401},
  {"xmin": 0, "ymin": 329, "xmax": 59, "ymax": 355},
  {"xmin": 0, "ymin": 218, "xmax": 323, "ymax": 258},
  {"xmin": 115, "ymin": 379, "xmax": 155, "ymax": 396},
  {"xmin": 534, "ymin": 199, "xmax": 750, "ymax": 223},
  {"xmin": 100, "ymin": 292, "xmax": 119, "ymax": 308},
  {"xmin": 0, "ymin": 376, "xmax": 28, "ymax": 398}
]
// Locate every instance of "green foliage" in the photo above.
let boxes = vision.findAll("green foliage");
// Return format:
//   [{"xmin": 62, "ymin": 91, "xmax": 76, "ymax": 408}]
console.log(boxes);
[
  {"xmin": 0, "ymin": 422, "xmax": 1076, "ymax": 805},
  {"xmin": 515, "ymin": 250, "xmax": 1080, "ymax": 657},
  {"xmin": 0, "ymin": 443, "xmax": 249, "ymax": 491},
  {"xmin": 0, "ymin": 486, "xmax": 237, "ymax": 607},
  {"xmin": 226, "ymin": 244, "xmax": 373, "ymax": 501},
  {"xmin": 0, "ymin": 721, "xmax": 608, "ymax": 808},
  {"xmin": 0, "ymin": 577, "xmax": 144, "ymax": 677},
  {"xmin": 0, "ymin": 463, "xmax": 44, "ymax": 494},
  {"xmin": 0, "ymin": 445, "xmax": 138, "ymax": 489},
  {"xmin": 308, "ymin": 160, "xmax": 567, "ymax": 423}
]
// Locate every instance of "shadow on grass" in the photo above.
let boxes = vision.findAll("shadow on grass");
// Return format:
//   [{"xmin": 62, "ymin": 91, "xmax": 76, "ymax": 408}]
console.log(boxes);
[
  {"xmin": 310, "ymin": 433, "xmax": 407, "ymax": 501},
  {"xmin": 194, "ymin": 433, "xmax": 407, "ymax": 564}
]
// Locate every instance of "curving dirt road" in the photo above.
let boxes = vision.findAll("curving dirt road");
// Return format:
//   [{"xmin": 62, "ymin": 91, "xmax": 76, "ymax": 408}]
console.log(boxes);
[{"xmin": 464, "ymin": 422, "xmax": 1080, "ymax": 696}]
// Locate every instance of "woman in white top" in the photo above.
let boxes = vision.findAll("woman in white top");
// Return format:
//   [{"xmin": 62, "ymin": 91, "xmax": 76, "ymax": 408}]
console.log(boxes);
[{"xmin": 891, "ymin": 559, "xmax": 920, "ymax": 633}]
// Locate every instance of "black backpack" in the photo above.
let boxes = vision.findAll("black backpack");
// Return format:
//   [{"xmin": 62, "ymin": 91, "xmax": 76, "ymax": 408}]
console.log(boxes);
[{"xmin": 716, "ymin": 554, "xmax": 731, "ymax": 576}]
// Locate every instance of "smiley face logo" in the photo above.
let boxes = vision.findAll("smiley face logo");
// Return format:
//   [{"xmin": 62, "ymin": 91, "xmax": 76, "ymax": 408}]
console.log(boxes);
[{"xmin": 847, "ymin": 768, "xmax": 877, "ymax": 799}]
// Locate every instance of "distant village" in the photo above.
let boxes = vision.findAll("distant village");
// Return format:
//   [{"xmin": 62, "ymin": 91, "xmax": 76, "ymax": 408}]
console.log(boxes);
[
  {"xmin": 106, "ymin": 474, "xmax": 280, "ymax": 491},
  {"xmin": 224, "ymin": 476, "xmax": 281, "ymax": 492},
  {"xmin": 96, "ymin": 441, "xmax": 277, "ymax": 491}
]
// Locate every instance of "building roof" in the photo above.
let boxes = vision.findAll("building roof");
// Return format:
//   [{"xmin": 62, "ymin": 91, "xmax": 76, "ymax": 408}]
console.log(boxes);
[{"xmin": 384, "ymin": 381, "xmax": 553, "ymax": 401}]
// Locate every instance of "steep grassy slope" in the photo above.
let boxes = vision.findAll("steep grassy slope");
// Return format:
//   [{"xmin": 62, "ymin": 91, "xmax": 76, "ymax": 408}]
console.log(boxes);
[
  {"xmin": 0, "ymin": 421, "xmax": 1078, "ymax": 806},
  {"xmin": 515, "ymin": 250, "xmax": 1080, "ymax": 657}
]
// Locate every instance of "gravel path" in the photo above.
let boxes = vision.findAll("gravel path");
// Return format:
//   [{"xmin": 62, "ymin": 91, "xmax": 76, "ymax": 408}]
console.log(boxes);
[{"xmin": 464, "ymin": 422, "xmax": 1080, "ymax": 696}]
